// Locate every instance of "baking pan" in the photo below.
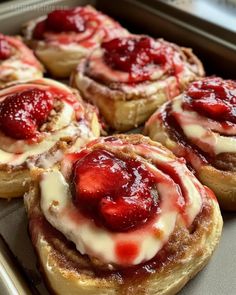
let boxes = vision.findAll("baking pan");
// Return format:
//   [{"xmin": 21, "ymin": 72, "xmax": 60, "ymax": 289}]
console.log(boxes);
[{"xmin": 0, "ymin": 0, "xmax": 235, "ymax": 294}]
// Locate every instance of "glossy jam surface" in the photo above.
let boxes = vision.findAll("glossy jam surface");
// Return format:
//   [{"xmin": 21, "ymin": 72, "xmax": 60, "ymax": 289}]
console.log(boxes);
[
  {"xmin": 33, "ymin": 7, "xmax": 96, "ymax": 39},
  {"xmin": 0, "ymin": 35, "xmax": 11, "ymax": 60},
  {"xmin": 185, "ymin": 77, "xmax": 236, "ymax": 123},
  {"xmin": 101, "ymin": 37, "xmax": 178, "ymax": 82},
  {"xmin": 0, "ymin": 88, "xmax": 53, "ymax": 139},
  {"xmin": 46, "ymin": 9, "xmax": 85, "ymax": 33},
  {"xmin": 73, "ymin": 149, "xmax": 157, "ymax": 232}
]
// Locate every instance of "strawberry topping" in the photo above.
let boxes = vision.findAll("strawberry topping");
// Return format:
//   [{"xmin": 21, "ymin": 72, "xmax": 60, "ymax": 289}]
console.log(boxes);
[
  {"xmin": 33, "ymin": 20, "xmax": 47, "ymax": 40},
  {"xmin": 46, "ymin": 9, "xmax": 85, "ymax": 33},
  {"xmin": 33, "ymin": 8, "xmax": 87, "ymax": 39},
  {"xmin": 101, "ymin": 37, "xmax": 178, "ymax": 82},
  {"xmin": 73, "ymin": 149, "xmax": 157, "ymax": 232},
  {"xmin": 0, "ymin": 35, "xmax": 11, "ymax": 60},
  {"xmin": 184, "ymin": 77, "xmax": 236, "ymax": 123},
  {"xmin": 0, "ymin": 88, "xmax": 54, "ymax": 139}
]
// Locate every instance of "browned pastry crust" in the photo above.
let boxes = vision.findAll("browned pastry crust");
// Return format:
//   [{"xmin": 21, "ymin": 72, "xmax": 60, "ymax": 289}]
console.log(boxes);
[
  {"xmin": 0, "ymin": 167, "xmax": 30, "ymax": 198},
  {"xmin": 24, "ymin": 134, "xmax": 222, "ymax": 295},
  {"xmin": 198, "ymin": 166, "xmax": 236, "ymax": 211},
  {"xmin": 71, "ymin": 41, "xmax": 204, "ymax": 131}
]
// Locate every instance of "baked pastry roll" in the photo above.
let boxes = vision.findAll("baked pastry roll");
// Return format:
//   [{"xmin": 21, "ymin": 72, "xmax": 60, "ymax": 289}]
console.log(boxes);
[
  {"xmin": 0, "ymin": 33, "xmax": 43, "ymax": 87},
  {"xmin": 25, "ymin": 134, "xmax": 222, "ymax": 295},
  {"xmin": 71, "ymin": 36, "xmax": 204, "ymax": 131},
  {"xmin": 23, "ymin": 5, "xmax": 128, "ymax": 78},
  {"xmin": 0, "ymin": 78, "xmax": 100, "ymax": 198},
  {"xmin": 145, "ymin": 77, "xmax": 236, "ymax": 210}
]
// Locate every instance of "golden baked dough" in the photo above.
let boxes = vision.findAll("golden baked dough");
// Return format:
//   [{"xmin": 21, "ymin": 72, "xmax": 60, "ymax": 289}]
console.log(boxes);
[
  {"xmin": 25, "ymin": 134, "xmax": 222, "ymax": 295},
  {"xmin": 0, "ymin": 78, "xmax": 100, "ymax": 198},
  {"xmin": 0, "ymin": 168, "xmax": 30, "ymax": 198},
  {"xmin": 145, "ymin": 77, "xmax": 236, "ymax": 210},
  {"xmin": 0, "ymin": 34, "xmax": 43, "ymax": 87},
  {"xmin": 71, "ymin": 37, "xmax": 204, "ymax": 131},
  {"xmin": 22, "ymin": 6, "xmax": 128, "ymax": 78}
]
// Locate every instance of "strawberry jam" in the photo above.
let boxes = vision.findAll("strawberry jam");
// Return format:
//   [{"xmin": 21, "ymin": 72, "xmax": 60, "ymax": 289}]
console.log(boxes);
[
  {"xmin": 184, "ymin": 77, "xmax": 236, "ymax": 123},
  {"xmin": 115, "ymin": 241, "xmax": 139, "ymax": 265},
  {"xmin": 101, "ymin": 37, "xmax": 176, "ymax": 82},
  {"xmin": 33, "ymin": 7, "xmax": 99, "ymax": 39},
  {"xmin": 0, "ymin": 35, "xmax": 11, "ymax": 60},
  {"xmin": 73, "ymin": 149, "xmax": 158, "ymax": 232},
  {"xmin": 46, "ymin": 9, "xmax": 85, "ymax": 33},
  {"xmin": 0, "ymin": 88, "xmax": 53, "ymax": 139}
]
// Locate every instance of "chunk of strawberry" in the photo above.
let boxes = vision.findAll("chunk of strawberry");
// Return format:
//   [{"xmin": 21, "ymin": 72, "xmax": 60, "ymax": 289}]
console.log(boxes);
[
  {"xmin": 73, "ymin": 149, "xmax": 157, "ymax": 232},
  {"xmin": 0, "ymin": 88, "xmax": 53, "ymax": 139},
  {"xmin": 100, "ymin": 195, "xmax": 153, "ymax": 231},
  {"xmin": 186, "ymin": 78, "xmax": 236, "ymax": 123},
  {"xmin": 73, "ymin": 149, "xmax": 128, "ymax": 208},
  {"xmin": 31, "ymin": 90, "xmax": 53, "ymax": 124},
  {"xmin": 3, "ymin": 117, "xmax": 37, "ymax": 139},
  {"xmin": 192, "ymin": 98, "xmax": 229, "ymax": 118},
  {"xmin": 46, "ymin": 9, "xmax": 85, "ymax": 33},
  {"xmin": 33, "ymin": 20, "xmax": 47, "ymax": 40}
]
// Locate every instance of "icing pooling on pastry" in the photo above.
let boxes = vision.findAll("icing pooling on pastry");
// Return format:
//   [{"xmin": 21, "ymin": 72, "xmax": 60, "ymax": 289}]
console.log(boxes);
[
  {"xmin": 0, "ymin": 34, "xmax": 42, "ymax": 83},
  {"xmin": 0, "ymin": 78, "xmax": 97, "ymax": 166},
  {"xmin": 31, "ymin": 6, "xmax": 128, "ymax": 48},
  {"xmin": 40, "ymin": 136, "xmax": 205, "ymax": 266}
]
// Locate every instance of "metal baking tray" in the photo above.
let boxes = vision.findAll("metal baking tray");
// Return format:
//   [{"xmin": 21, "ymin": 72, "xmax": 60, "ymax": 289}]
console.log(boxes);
[{"xmin": 0, "ymin": 0, "xmax": 235, "ymax": 294}]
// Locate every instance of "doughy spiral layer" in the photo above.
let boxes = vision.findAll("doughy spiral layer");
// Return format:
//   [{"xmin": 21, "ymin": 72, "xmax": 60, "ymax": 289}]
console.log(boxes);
[
  {"xmin": 145, "ymin": 77, "xmax": 236, "ymax": 210},
  {"xmin": 25, "ymin": 134, "xmax": 222, "ymax": 295},
  {"xmin": 0, "ymin": 78, "xmax": 100, "ymax": 198},
  {"xmin": 0, "ymin": 33, "xmax": 43, "ymax": 87}
]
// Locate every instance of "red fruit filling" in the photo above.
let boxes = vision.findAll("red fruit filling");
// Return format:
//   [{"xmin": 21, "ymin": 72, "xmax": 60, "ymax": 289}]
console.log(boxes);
[
  {"xmin": 46, "ymin": 9, "xmax": 85, "ymax": 33},
  {"xmin": 185, "ymin": 77, "xmax": 236, "ymax": 123},
  {"xmin": 33, "ymin": 8, "xmax": 88, "ymax": 39},
  {"xmin": 0, "ymin": 35, "xmax": 11, "ymax": 60},
  {"xmin": 0, "ymin": 88, "xmax": 54, "ymax": 139},
  {"xmin": 102, "ymin": 37, "xmax": 170, "ymax": 82},
  {"xmin": 73, "ymin": 149, "xmax": 157, "ymax": 232},
  {"xmin": 33, "ymin": 20, "xmax": 47, "ymax": 40}
]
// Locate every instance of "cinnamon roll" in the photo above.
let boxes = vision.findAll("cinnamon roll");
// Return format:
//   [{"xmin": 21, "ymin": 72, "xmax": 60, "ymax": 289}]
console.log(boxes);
[
  {"xmin": 0, "ymin": 78, "xmax": 100, "ymax": 198},
  {"xmin": 0, "ymin": 33, "xmax": 43, "ymax": 87},
  {"xmin": 145, "ymin": 77, "xmax": 236, "ymax": 210},
  {"xmin": 25, "ymin": 134, "xmax": 222, "ymax": 295},
  {"xmin": 71, "ymin": 35, "xmax": 204, "ymax": 131},
  {"xmin": 23, "ymin": 5, "xmax": 128, "ymax": 78}
]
